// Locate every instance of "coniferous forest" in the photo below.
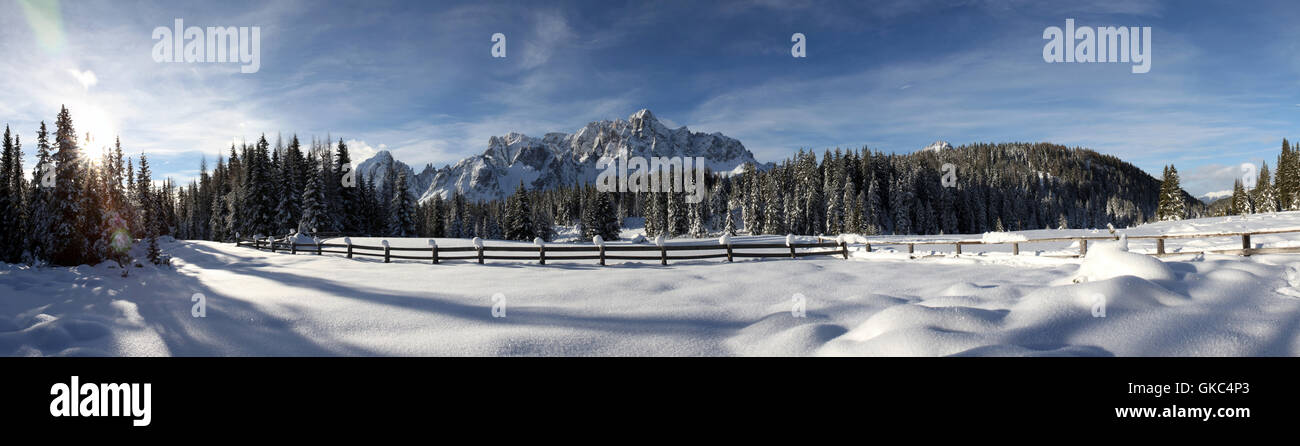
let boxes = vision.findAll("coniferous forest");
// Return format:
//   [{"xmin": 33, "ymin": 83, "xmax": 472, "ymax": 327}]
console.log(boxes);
[{"xmin": 1, "ymin": 106, "xmax": 1262, "ymax": 269}]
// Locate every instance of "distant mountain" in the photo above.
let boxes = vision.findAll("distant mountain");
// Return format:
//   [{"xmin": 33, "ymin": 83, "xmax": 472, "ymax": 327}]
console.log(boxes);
[
  {"xmin": 354, "ymin": 150, "xmax": 426, "ymax": 200},
  {"xmin": 921, "ymin": 140, "xmax": 953, "ymax": 152},
  {"xmin": 361, "ymin": 109, "xmax": 764, "ymax": 203},
  {"xmin": 1198, "ymin": 189, "xmax": 1232, "ymax": 204}
]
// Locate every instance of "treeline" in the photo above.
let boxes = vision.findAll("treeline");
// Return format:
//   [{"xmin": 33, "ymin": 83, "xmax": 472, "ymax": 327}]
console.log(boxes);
[
  {"xmin": 0, "ymin": 106, "xmax": 173, "ymax": 268},
  {"xmin": 1221, "ymin": 139, "xmax": 1300, "ymax": 215}
]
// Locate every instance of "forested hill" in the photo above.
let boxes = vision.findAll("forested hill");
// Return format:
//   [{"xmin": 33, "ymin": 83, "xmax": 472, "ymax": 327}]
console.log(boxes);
[
  {"xmin": 698, "ymin": 141, "xmax": 1205, "ymax": 238},
  {"xmin": 888, "ymin": 141, "xmax": 1205, "ymax": 233}
]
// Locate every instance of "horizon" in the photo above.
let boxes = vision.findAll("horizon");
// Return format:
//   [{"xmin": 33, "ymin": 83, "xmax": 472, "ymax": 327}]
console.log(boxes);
[{"xmin": 2, "ymin": 0, "xmax": 1298, "ymax": 198}]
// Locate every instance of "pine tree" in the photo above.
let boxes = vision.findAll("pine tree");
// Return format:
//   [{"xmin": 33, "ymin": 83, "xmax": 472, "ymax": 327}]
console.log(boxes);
[
  {"xmin": 387, "ymin": 168, "xmax": 416, "ymax": 236},
  {"xmin": 504, "ymin": 182, "xmax": 534, "ymax": 241},
  {"xmin": 300, "ymin": 154, "xmax": 325, "ymax": 234},
  {"xmin": 334, "ymin": 139, "xmax": 358, "ymax": 233},
  {"xmin": 586, "ymin": 191, "xmax": 620, "ymax": 241},
  {"xmin": 1157, "ymin": 165, "xmax": 1186, "ymax": 221},
  {"xmin": 688, "ymin": 202, "xmax": 706, "ymax": 237},
  {"xmin": 890, "ymin": 173, "xmax": 913, "ymax": 235},
  {"xmin": 764, "ymin": 174, "xmax": 787, "ymax": 235},
  {"xmin": 1254, "ymin": 162, "xmax": 1277, "ymax": 213},
  {"xmin": 742, "ymin": 167, "xmax": 763, "ymax": 235},
  {"xmin": 840, "ymin": 179, "xmax": 858, "ymax": 234},
  {"xmin": 50, "ymin": 106, "xmax": 86, "ymax": 265},
  {"xmin": 1230, "ymin": 178, "xmax": 1247, "ymax": 215},
  {"xmin": 1277, "ymin": 139, "xmax": 1297, "ymax": 211},
  {"xmin": 668, "ymin": 191, "xmax": 688, "ymax": 237},
  {"xmin": 723, "ymin": 206, "xmax": 737, "ymax": 236},
  {"xmin": 26, "ymin": 122, "xmax": 53, "ymax": 261},
  {"xmin": 426, "ymin": 195, "xmax": 446, "ymax": 237},
  {"xmin": 0, "ymin": 126, "xmax": 16, "ymax": 262}
]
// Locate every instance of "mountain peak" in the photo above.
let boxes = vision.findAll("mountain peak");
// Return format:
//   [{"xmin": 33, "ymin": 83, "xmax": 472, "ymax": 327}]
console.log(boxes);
[
  {"xmin": 923, "ymin": 141, "xmax": 953, "ymax": 152},
  {"xmin": 629, "ymin": 108, "xmax": 657, "ymax": 122}
]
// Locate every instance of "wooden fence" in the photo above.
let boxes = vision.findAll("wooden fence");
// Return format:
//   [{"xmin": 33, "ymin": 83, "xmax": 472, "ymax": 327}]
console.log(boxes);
[
  {"xmin": 234, "ymin": 237, "xmax": 849, "ymax": 265},
  {"xmin": 233, "ymin": 227, "xmax": 1300, "ymax": 265},
  {"xmin": 861, "ymin": 227, "xmax": 1300, "ymax": 258}
]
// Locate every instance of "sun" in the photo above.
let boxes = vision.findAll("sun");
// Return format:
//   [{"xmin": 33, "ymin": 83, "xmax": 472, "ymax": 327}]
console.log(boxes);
[{"xmin": 65, "ymin": 101, "xmax": 118, "ymax": 150}]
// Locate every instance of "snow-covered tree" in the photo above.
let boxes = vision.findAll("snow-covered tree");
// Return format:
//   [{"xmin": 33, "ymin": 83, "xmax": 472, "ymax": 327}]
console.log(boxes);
[{"xmin": 387, "ymin": 168, "xmax": 416, "ymax": 236}]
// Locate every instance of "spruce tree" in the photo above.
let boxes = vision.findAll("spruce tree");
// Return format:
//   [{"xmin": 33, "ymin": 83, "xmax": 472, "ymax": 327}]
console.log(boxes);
[
  {"xmin": 1157, "ymin": 165, "xmax": 1185, "ymax": 221},
  {"xmin": 1230, "ymin": 178, "xmax": 1247, "ymax": 216},
  {"xmin": 50, "ymin": 106, "xmax": 85, "ymax": 265},
  {"xmin": 300, "ymin": 154, "xmax": 325, "ymax": 234},
  {"xmin": 723, "ymin": 206, "xmax": 737, "ymax": 236},
  {"xmin": 588, "ymin": 191, "xmax": 620, "ymax": 241},
  {"xmin": 387, "ymin": 169, "xmax": 416, "ymax": 236},
  {"xmin": 26, "ymin": 122, "xmax": 53, "ymax": 261},
  {"xmin": 0, "ymin": 126, "xmax": 15, "ymax": 261},
  {"xmin": 1254, "ymin": 162, "xmax": 1277, "ymax": 213},
  {"xmin": 504, "ymin": 182, "xmax": 534, "ymax": 241}
]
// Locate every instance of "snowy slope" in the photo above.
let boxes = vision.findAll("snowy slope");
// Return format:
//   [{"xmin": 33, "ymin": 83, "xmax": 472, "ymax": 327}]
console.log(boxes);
[{"xmin": 5, "ymin": 212, "xmax": 1300, "ymax": 356}]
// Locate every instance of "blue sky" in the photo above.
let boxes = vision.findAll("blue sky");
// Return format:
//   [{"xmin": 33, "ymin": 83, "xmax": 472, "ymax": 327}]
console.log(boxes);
[{"xmin": 1, "ymin": 0, "xmax": 1299, "ymax": 197}]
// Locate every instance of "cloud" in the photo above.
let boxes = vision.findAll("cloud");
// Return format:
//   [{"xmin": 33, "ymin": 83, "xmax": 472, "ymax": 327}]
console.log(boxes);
[
  {"xmin": 520, "ymin": 10, "xmax": 577, "ymax": 70},
  {"xmin": 344, "ymin": 139, "xmax": 385, "ymax": 166},
  {"xmin": 65, "ymin": 69, "xmax": 96, "ymax": 90}
]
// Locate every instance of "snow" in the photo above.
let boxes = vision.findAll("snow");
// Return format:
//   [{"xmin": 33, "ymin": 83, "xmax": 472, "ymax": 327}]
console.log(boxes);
[
  {"xmin": 1072, "ymin": 235, "xmax": 1176, "ymax": 283},
  {"xmin": 980, "ymin": 232, "xmax": 1028, "ymax": 243},
  {"xmin": 5, "ymin": 211, "xmax": 1300, "ymax": 356}
]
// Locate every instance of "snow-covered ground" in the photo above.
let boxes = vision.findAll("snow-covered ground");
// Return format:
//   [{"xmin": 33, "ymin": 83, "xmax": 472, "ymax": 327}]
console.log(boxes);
[{"xmin": 5, "ymin": 212, "xmax": 1300, "ymax": 356}]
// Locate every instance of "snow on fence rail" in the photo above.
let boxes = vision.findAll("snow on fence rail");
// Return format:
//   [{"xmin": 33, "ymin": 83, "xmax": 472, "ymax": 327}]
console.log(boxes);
[
  {"xmin": 234, "ymin": 237, "xmax": 849, "ymax": 265},
  {"xmin": 860, "ymin": 227, "xmax": 1300, "ymax": 258},
  {"xmin": 233, "ymin": 227, "xmax": 1300, "ymax": 265}
]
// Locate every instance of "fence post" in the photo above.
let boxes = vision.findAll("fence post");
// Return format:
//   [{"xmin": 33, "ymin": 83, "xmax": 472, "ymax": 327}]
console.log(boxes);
[
  {"xmin": 429, "ymin": 240, "xmax": 438, "ymax": 265},
  {"xmin": 381, "ymin": 240, "xmax": 390, "ymax": 263},
  {"xmin": 655, "ymin": 235, "xmax": 666, "ymax": 266},
  {"xmin": 599, "ymin": 246, "xmax": 606, "ymax": 266},
  {"xmin": 1242, "ymin": 233, "xmax": 1252, "ymax": 256},
  {"xmin": 345, "ymin": 238, "xmax": 353, "ymax": 259},
  {"xmin": 474, "ymin": 237, "xmax": 484, "ymax": 264},
  {"xmin": 315, "ymin": 241, "xmax": 321, "ymax": 255},
  {"xmin": 291, "ymin": 240, "xmax": 297, "ymax": 254},
  {"xmin": 840, "ymin": 241, "xmax": 849, "ymax": 259},
  {"xmin": 720, "ymin": 234, "xmax": 733, "ymax": 262},
  {"xmin": 1156, "ymin": 238, "xmax": 1165, "ymax": 255},
  {"xmin": 536, "ymin": 238, "xmax": 546, "ymax": 265},
  {"xmin": 865, "ymin": 243, "xmax": 872, "ymax": 253},
  {"xmin": 907, "ymin": 244, "xmax": 914, "ymax": 256},
  {"xmin": 786, "ymin": 234, "xmax": 796, "ymax": 259},
  {"xmin": 1012, "ymin": 242, "xmax": 1019, "ymax": 255},
  {"xmin": 1079, "ymin": 239, "xmax": 1088, "ymax": 257},
  {"xmin": 954, "ymin": 243, "xmax": 961, "ymax": 255}
]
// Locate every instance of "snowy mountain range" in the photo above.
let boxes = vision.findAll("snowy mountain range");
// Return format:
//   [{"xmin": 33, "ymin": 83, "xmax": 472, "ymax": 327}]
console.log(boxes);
[{"xmin": 358, "ymin": 109, "xmax": 764, "ymax": 203}]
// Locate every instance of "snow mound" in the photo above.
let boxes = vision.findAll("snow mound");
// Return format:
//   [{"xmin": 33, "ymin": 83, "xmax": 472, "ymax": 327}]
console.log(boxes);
[
  {"xmin": 981, "ymin": 232, "xmax": 1027, "ymax": 243},
  {"xmin": 1073, "ymin": 236, "xmax": 1175, "ymax": 283}
]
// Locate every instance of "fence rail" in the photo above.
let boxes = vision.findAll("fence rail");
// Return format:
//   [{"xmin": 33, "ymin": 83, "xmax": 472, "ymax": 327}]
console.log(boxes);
[
  {"xmin": 234, "ymin": 237, "xmax": 849, "ymax": 265},
  {"xmin": 861, "ymin": 227, "xmax": 1300, "ymax": 258},
  {"xmin": 233, "ymin": 227, "xmax": 1300, "ymax": 265}
]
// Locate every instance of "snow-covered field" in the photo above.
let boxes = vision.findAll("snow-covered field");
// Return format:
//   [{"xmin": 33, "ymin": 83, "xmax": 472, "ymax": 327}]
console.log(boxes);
[{"xmin": 5, "ymin": 212, "xmax": 1300, "ymax": 356}]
